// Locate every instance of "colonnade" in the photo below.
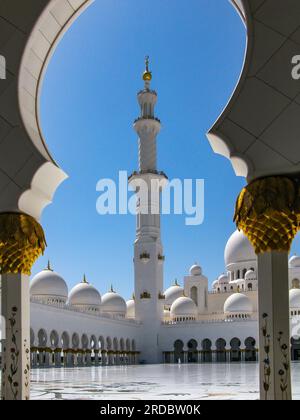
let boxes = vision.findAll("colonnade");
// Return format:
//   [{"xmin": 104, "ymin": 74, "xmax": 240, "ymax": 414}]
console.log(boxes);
[{"xmin": 30, "ymin": 348, "xmax": 139, "ymax": 368}]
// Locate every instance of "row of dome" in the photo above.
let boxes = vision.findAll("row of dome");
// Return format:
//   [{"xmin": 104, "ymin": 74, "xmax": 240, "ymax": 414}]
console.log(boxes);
[{"xmin": 30, "ymin": 267, "xmax": 127, "ymax": 315}]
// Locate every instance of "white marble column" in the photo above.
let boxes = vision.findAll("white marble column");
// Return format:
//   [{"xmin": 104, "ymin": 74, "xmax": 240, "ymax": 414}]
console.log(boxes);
[
  {"xmin": 258, "ymin": 251, "xmax": 292, "ymax": 400},
  {"xmin": 1, "ymin": 273, "xmax": 30, "ymax": 400}
]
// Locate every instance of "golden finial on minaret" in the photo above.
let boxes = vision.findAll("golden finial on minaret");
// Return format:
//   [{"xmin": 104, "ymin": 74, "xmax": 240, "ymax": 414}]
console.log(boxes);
[{"xmin": 143, "ymin": 55, "xmax": 152, "ymax": 82}]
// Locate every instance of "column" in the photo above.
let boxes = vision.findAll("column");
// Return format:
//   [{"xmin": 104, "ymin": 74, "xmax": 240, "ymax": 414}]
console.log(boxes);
[
  {"xmin": 0, "ymin": 213, "xmax": 46, "ymax": 400},
  {"xmin": 44, "ymin": 350, "xmax": 50, "ymax": 368},
  {"xmin": 101, "ymin": 350, "xmax": 107, "ymax": 366},
  {"xmin": 211, "ymin": 347, "xmax": 217, "ymax": 363},
  {"xmin": 1, "ymin": 274, "xmax": 30, "ymax": 399},
  {"xmin": 85, "ymin": 351, "xmax": 92, "ymax": 367},
  {"xmin": 94, "ymin": 350, "xmax": 99, "ymax": 366},
  {"xmin": 54, "ymin": 349, "xmax": 62, "ymax": 367},
  {"xmin": 258, "ymin": 251, "xmax": 292, "ymax": 400}
]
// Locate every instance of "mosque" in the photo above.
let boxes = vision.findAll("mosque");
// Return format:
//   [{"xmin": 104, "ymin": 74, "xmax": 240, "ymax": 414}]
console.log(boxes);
[{"xmin": 24, "ymin": 60, "xmax": 300, "ymax": 368}]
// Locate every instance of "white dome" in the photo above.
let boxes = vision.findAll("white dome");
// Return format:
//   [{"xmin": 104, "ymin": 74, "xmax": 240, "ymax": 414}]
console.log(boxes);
[
  {"xmin": 245, "ymin": 269, "xmax": 256, "ymax": 280},
  {"xmin": 224, "ymin": 230, "xmax": 256, "ymax": 267},
  {"xmin": 30, "ymin": 268, "xmax": 68, "ymax": 300},
  {"xmin": 289, "ymin": 255, "xmax": 300, "ymax": 268},
  {"xmin": 290, "ymin": 289, "xmax": 300, "ymax": 309},
  {"xmin": 212, "ymin": 280, "xmax": 219, "ymax": 289},
  {"xmin": 218, "ymin": 274, "xmax": 229, "ymax": 284},
  {"xmin": 171, "ymin": 296, "xmax": 197, "ymax": 317},
  {"xmin": 189, "ymin": 264, "xmax": 202, "ymax": 276},
  {"xmin": 68, "ymin": 280, "xmax": 101, "ymax": 307},
  {"xmin": 101, "ymin": 290, "xmax": 126, "ymax": 315},
  {"xmin": 164, "ymin": 283, "xmax": 184, "ymax": 305},
  {"xmin": 224, "ymin": 293, "xmax": 253, "ymax": 314},
  {"xmin": 126, "ymin": 299, "xmax": 135, "ymax": 318}
]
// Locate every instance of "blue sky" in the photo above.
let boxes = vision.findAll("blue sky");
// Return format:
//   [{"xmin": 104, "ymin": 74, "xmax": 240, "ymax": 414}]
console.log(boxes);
[{"xmin": 33, "ymin": 0, "xmax": 300, "ymax": 299}]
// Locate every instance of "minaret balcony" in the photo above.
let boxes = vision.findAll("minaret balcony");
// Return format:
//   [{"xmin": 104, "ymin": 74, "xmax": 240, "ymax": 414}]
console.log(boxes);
[{"xmin": 133, "ymin": 117, "xmax": 161, "ymax": 136}]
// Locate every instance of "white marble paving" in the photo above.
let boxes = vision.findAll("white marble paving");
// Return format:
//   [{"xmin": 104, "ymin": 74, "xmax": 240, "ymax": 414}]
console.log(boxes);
[{"xmin": 29, "ymin": 362, "xmax": 300, "ymax": 400}]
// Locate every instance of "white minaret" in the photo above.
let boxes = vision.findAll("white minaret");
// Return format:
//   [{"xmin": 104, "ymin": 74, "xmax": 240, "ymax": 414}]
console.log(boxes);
[{"xmin": 129, "ymin": 57, "xmax": 167, "ymax": 363}]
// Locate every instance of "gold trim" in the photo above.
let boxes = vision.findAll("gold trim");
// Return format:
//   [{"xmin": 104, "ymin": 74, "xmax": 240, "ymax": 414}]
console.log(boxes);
[
  {"xmin": 0, "ymin": 213, "xmax": 46, "ymax": 275},
  {"xmin": 234, "ymin": 176, "xmax": 300, "ymax": 253}
]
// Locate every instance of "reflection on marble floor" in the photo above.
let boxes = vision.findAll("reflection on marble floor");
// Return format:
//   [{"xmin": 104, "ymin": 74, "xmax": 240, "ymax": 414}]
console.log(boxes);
[{"xmin": 30, "ymin": 363, "xmax": 300, "ymax": 400}]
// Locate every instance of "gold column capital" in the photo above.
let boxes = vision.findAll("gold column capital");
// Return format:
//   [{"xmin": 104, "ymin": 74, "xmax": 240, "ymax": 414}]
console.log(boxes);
[
  {"xmin": 234, "ymin": 176, "xmax": 300, "ymax": 254},
  {"xmin": 0, "ymin": 212, "xmax": 46, "ymax": 275}
]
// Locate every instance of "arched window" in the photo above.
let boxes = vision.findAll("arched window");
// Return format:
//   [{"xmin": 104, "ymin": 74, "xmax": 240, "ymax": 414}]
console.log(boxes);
[
  {"xmin": 190, "ymin": 286, "xmax": 198, "ymax": 305},
  {"xmin": 236, "ymin": 270, "xmax": 240, "ymax": 279},
  {"xmin": 242, "ymin": 268, "xmax": 247, "ymax": 278},
  {"xmin": 248, "ymin": 283, "xmax": 253, "ymax": 291}
]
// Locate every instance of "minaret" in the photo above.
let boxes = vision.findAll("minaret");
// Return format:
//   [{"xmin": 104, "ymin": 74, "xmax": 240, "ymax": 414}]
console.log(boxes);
[{"xmin": 129, "ymin": 57, "xmax": 167, "ymax": 363}]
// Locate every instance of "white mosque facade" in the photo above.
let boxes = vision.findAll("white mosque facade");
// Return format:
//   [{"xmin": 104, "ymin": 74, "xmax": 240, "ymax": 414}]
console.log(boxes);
[{"xmin": 21, "ymin": 61, "xmax": 300, "ymax": 368}]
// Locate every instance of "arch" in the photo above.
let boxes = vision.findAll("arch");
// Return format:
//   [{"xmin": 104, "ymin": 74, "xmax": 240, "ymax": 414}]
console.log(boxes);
[
  {"xmin": 106, "ymin": 337, "xmax": 112, "ymax": 351},
  {"xmin": 50, "ymin": 330, "xmax": 59, "ymax": 348},
  {"xmin": 173, "ymin": 340, "xmax": 184, "ymax": 363},
  {"xmin": 202, "ymin": 339, "xmax": 212, "ymax": 363},
  {"xmin": 187, "ymin": 339, "xmax": 198, "ymax": 363},
  {"xmin": 190, "ymin": 286, "xmax": 198, "ymax": 306},
  {"xmin": 247, "ymin": 282, "xmax": 253, "ymax": 291},
  {"xmin": 37, "ymin": 328, "xmax": 47, "ymax": 347},
  {"xmin": 61, "ymin": 331, "xmax": 70, "ymax": 349},
  {"xmin": 291, "ymin": 336, "xmax": 300, "ymax": 361},
  {"xmin": 230, "ymin": 337, "xmax": 241, "ymax": 362},
  {"xmin": 81, "ymin": 334, "xmax": 89, "ymax": 350},
  {"xmin": 72, "ymin": 333, "xmax": 80, "ymax": 349},
  {"xmin": 30, "ymin": 328, "xmax": 35, "ymax": 347},
  {"xmin": 98, "ymin": 336, "xmax": 105, "ymax": 350},
  {"xmin": 292, "ymin": 278, "xmax": 300, "ymax": 289},
  {"xmin": 113, "ymin": 337, "xmax": 119, "ymax": 351},
  {"xmin": 120, "ymin": 338, "xmax": 125, "ymax": 352},
  {"xmin": 216, "ymin": 338, "xmax": 226, "ymax": 362},
  {"xmin": 126, "ymin": 338, "xmax": 131, "ymax": 352},
  {"xmin": 90, "ymin": 335, "xmax": 97, "ymax": 350},
  {"xmin": 131, "ymin": 339, "xmax": 136, "ymax": 352},
  {"xmin": 244, "ymin": 337, "xmax": 256, "ymax": 362}
]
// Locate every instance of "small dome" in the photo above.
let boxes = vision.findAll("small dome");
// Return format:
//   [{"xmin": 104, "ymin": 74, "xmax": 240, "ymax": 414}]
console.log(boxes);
[
  {"xmin": 171, "ymin": 296, "xmax": 197, "ymax": 318},
  {"xmin": 30, "ymin": 266, "xmax": 68, "ymax": 300},
  {"xmin": 218, "ymin": 274, "xmax": 229, "ymax": 284},
  {"xmin": 189, "ymin": 264, "xmax": 202, "ymax": 276},
  {"xmin": 224, "ymin": 230, "xmax": 256, "ymax": 267},
  {"xmin": 289, "ymin": 255, "xmax": 300, "ymax": 268},
  {"xmin": 290, "ymin": 289, "xmax": 300, "ymax": 309},
  {"xmin": 245, "ymin": 269, "xmax": 256, "ymax": 280},
  {"xmin": 212, "ymin": 279, "xmax": 219, "ymax": 289},
  {"xmin": 68, "ymin": 278, "xmax": 101, "ymax": 308},
  {"xmin": 126, "ymin": 299, "xmax": 135, "ymax": 319},
  {"xmin": 101, "ymin": 289, "xmax": 126, "ymax": 315},
  {"xmin": 164, "ymin": 282, "xmax": 184, "ymax": 305},
  {"xmin": 224, "ymin": 293, "xmax": 253, "ymax": 314}
]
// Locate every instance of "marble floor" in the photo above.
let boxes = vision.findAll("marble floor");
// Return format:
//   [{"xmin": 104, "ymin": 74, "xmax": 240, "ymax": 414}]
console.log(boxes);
[{"xmin": 30, "ymin": 362, "xmax": 300, "ymax": 400}]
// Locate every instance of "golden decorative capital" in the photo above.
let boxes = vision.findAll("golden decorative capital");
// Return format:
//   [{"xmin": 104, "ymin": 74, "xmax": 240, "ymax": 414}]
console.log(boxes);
[
  {"xmin": 0, "ymin": 212, "xmax": 46, "ymax": 275},
  {"xmin": 234, "ymin": 176, "xmax": 300, "ymax": 254}
]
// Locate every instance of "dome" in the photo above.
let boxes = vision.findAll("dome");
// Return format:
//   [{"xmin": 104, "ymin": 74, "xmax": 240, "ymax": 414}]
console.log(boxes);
[
  {"xmin": 218, "ymin": 274, "xmax": 229, "ymax": 284},
  {"xmin": 245, "ymin": 269, "xmax": 256, "ymax": 280},
  {"xmin": 289, "ymin": 255, "xmax": 300, "ymax": 268},
  {"xmin": 101, "ymin": 289, "xmax": 126, "ymax": 315},
  {"xmin": 212, "ymin": 279, "xmax": 219, "ymax": 289},
  {"xmin": 170, "ymin": 296, "xmax": 197, "ymax": 318},
  {"xmin": 290, "ymin": 289, "xmax": 300, "ymax": 309},
  {"xmin": 68, "ymin": 278, "xmax": 101, "ymax": 308},
  {"xmin": 224, "ymin": 293, "xmax": 253, "ymax": 314},
  {"xmin": 30, "ymin": 266, "xmax": 68, "ymax": 300},
  {"xmin": 126, "ymin": 299, "xmax": 135, "ymax": 319},
  {"xmin": 189, "ymin": 264, "xmax": 202, "ymax": 276},
  {"xmin": 224, "ymin": 230, "xmax": 256, "ymax": 267},
  {"xmin": 164, "ymin": 282, "xmax": 184, "ymax": 305}
]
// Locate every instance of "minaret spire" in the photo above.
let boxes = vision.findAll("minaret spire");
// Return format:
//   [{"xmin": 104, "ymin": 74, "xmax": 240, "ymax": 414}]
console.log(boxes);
[{"xmin": 143, "ymin": 55, "xmax": 152, "ymax": 89}]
